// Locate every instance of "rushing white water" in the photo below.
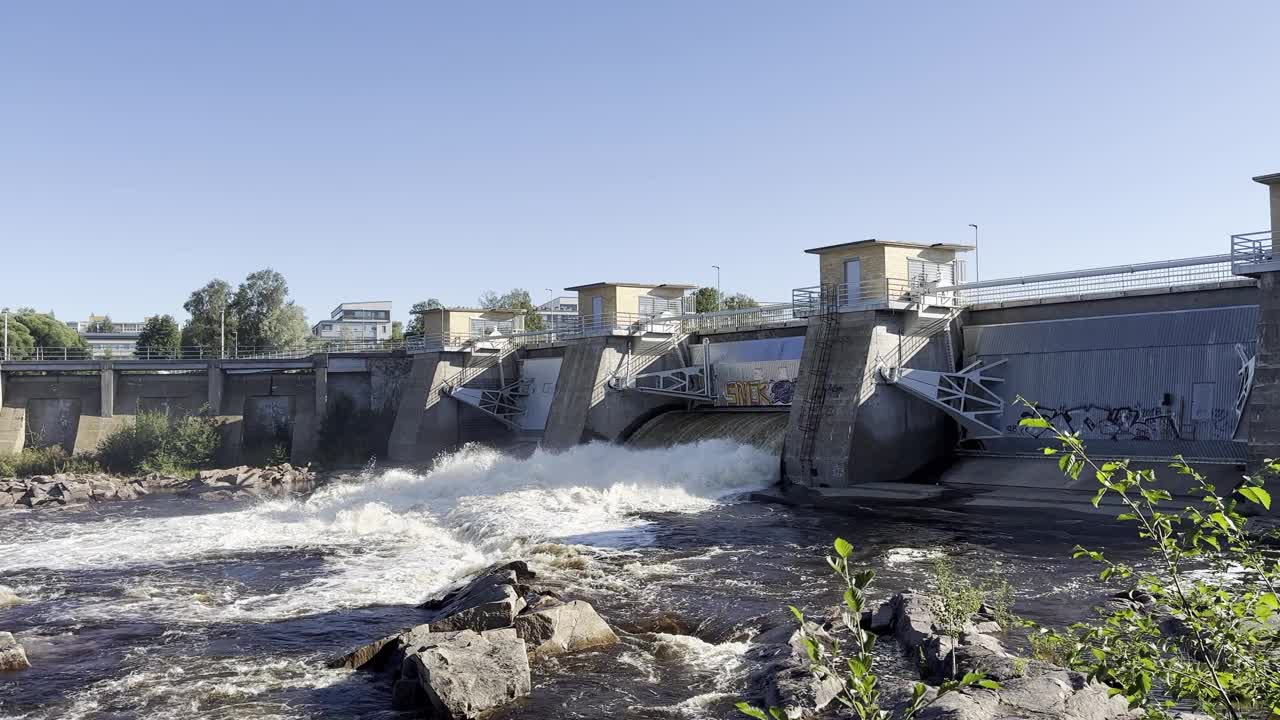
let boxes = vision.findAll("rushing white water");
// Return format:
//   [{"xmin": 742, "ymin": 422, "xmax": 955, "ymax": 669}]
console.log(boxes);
[{"xmin": 0, "ymin": 440, "xmax": 776, "ymax": 624}]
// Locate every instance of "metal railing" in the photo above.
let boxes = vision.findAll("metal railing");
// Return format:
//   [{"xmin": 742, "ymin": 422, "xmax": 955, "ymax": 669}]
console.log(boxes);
[
  {"xmin": 1231, "ymin": 230, "xmax": 1274, "ymax": 274},
  {"xmin": 677, "ymin": 302, "xmax": 798, "ymax": 333},
  {"xmin": 931, "ymin": 254, "xmax": 1235, "ymax": 307},
  {"xmin": 792, "ymin": 278, "xmax": 915, "ymax": 318}
]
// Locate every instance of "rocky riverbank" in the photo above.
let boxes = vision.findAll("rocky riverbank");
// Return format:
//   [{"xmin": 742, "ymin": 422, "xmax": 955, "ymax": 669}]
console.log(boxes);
[
  {"xmin": 0, "ymin": 464, "xmax": 318, "ymax": 509},
  {"xmin": 332, "ymin": 560, "xmax": 619, "ymax": 718},
  {"xmin": 741, "ymin": 589, "xmax": 1141, "ymax": 720}
]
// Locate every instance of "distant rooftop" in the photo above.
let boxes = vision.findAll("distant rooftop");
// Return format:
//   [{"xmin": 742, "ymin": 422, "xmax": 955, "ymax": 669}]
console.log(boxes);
[
  {"xmin": 804, "ymin": 239, "xmax": 973, "ymax": 254},
  {"xmin": 1254, "ymin": 172, "xmax": 1280, "ymax": 186},
  {"xmin": 563, "ymin": 281, "xmax": 697, "ymax": 291}
]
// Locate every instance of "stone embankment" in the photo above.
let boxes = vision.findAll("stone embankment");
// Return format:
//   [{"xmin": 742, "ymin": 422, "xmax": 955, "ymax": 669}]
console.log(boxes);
[
  {"xmin": 743, "ymin": 590, "xmax": 1140, "ymax": 720},
  {"xmin": 0, "ymin": 465, "xmax": 317, "ymax": 510},
  {"xmin": 332, "ymin": 560, "xmax": 619, "ymax": 719}
]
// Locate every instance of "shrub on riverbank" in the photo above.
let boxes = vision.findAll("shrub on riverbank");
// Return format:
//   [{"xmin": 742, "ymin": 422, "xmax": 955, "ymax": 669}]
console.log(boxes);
[
  {"xmin": 1016, "ymin": 397, "xmax": 1280, "ymax": 719},
  {"xmin": 0, "ymin": 446, "xmax": 102, "ymax": 477},
  {"xmin": 97, "ymin": 410, "xmax": 222, "ymax": 476}
]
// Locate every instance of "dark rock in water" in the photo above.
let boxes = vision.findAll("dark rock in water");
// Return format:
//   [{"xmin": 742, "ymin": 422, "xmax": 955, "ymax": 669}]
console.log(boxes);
[
  {"xmin": 392, "ymin": 628, "xmax": 531, "ymax": 718},
  {"xmin": 421, "ymin": 570, "xmax": 527, "ymax": 633},
  {"xmin": 0, "ymin": 632, "xmax": 30, "ymax": 672},
  {"xmin": 743, "ymin": 621, "xmax": 842, "ymax": 719},
  {"xmin": 513, "ymin": 600, "xmax": 618, "ymax": 659},
  {"xmin": 881, "ymin": 591, "xmax": 1138, "ymax": 720},
  {"xmin": 869, "ymin": 601, "xmax": 896, "ymax": 635}
]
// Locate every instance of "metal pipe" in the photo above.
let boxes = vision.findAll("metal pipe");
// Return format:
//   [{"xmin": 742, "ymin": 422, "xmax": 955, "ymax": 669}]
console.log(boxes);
[{"xmin": 936, "ymin": 254, "xmax": 1232, "ymax": 292}]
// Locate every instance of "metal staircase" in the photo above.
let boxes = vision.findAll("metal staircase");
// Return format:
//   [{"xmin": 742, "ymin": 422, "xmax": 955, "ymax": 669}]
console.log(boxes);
[
  {"xmin": 610, "ymin": 334, "xmax": 714, "ymax": 401},
  {"xmin": 437, "ymin": 337, "xmax": 529, "ymax": 428},
  {"xmin": 874, "ymin": 306, "xmax": 1006, "ymax": 439},
  {"xmin": 796, "ymin": 286, "xmax": 838, "ymax": 478}
]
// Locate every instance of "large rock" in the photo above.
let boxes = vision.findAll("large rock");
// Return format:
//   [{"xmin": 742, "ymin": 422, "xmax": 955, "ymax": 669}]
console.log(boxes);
[
  {"xmin": 0, "ymin": 632, "xmax": 30, "ymax": 672},
  {"xmin": 882, "ymin": 592, "xmax": 1138, "ymax": 720},
  {"xmin": 513, "ymin": 599, "xmax": 618, "ymax": 659},
  {"xmin": 420, "ymin": 564, "xmax": 533, "ymax": 633},
  {"xmin": 743, "ymin": 622, "xmax": 843, "ymax": 719},
  {"xmin": 330, "ymin": 624, "xmax": 434, "ymax": 671},
  {"xmin": 392, "ymin": 628, "xmax": 531, "ymax": 718}
]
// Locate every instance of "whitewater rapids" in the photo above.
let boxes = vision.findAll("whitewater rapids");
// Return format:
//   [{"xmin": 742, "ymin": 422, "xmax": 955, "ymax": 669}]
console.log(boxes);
[{"xmin": 0, "ymin": 441, "xmax": 777, "ymax": 624}]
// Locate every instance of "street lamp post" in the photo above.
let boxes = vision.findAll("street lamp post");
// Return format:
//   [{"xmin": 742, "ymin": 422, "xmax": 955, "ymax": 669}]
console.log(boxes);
[
  {"xmin": 711, "ymin": 265, "xmax": 721, "ymax": 312},
  {"xmin": 3, "ymin": 310, "xmax": 8, "ymax": 361},
  {"xmin": 968, "ymin": 224, "xmax": 979, "ymax": 282},
  {"xmin": 220, "ymin": 308, "xmax": 226, "ymax": 359}
]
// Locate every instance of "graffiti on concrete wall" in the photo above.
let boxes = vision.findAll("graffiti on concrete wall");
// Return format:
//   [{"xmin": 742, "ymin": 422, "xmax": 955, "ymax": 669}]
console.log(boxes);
[
  {"xmin": 723, "ymin": 378, "xmax": 796, "ymax": 407},
  {"xmin": 1010, "ymin": 403, "xmax": 1181, "ymax": 441}
]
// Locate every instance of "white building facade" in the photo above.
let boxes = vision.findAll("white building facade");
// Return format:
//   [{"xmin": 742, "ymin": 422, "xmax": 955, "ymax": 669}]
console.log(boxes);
[{"xmin": 312, "ymin": 301, "xmax": 393, "ymax": 341}]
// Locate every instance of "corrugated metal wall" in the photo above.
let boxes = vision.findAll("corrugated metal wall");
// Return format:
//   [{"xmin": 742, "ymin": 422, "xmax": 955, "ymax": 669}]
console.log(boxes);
[{"xmin": 965, "ymin": 305, "xmax": 1257, "ymax": 457}]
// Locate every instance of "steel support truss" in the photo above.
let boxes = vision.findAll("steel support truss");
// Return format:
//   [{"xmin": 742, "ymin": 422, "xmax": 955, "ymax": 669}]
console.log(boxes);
[{"xmin": 879, "ymin": 359, "xmax": 1007, "ymax": 439}]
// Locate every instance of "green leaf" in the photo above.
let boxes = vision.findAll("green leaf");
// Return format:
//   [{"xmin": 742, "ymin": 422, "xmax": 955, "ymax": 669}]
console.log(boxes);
[
  {"xmin": 1020, "ymin": 417, "xmax": 1051, "ymax": 429},
  {"xmin": 834, "ymin": 537, "xmax": 854, "ymax": 558},
  {"xmin": 1238, "ymin": 486, "xmax": 1272, "ymax": 510},
  {"xmin": 977, "ymin": 679, "xmax": 1001, "ymax": 690},
  {"xmin": 1043, "ymin": 447, "xmax": 1058, "ymax": 455},
  {"xmin": 788, "ymin": 606, "xmax": 804, "ymax": 625},
  {"xmin": 1208, "ymin": 512, "xmax": 1235, "ymax": 532},
  {"xmin": 768, "ymin": 710, "xmax": 788, "ymax": 720},
  {"xmin": 735, "ymin": 702, "xmax": 769, "ymax": 720}
]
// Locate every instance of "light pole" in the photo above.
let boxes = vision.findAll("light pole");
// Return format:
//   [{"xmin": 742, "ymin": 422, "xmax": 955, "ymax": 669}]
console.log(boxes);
[
  {"xmin": 711, "ymin": 265, "xmax": 721, "ymax": 312},
  {"xmin": 3, "ymin": 310, "xmax": 8, "ymax": 361},
  {"xmin": 968, "ymin": 224, "xmax": 979, "ymax": 282},
  {"xmin": 220, "ymin": 308, "xmax": 226, "ymax": 359}
]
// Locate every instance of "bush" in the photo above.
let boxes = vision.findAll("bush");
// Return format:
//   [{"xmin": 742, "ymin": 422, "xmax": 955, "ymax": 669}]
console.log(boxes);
[
  {"xmin": 737, "ymin": 539, "xmax": 997, "ymax": 720},
  {"xmin": 97, "ymin": 410, "xmax": 222, "ymax": 476},
  {"xmin": 1017, "ymin": 397, "xmax": 1280, "ymax": 718},
  {"xmin": 0, "ymin": 446, "xmax": 102, "ymax": 477}
]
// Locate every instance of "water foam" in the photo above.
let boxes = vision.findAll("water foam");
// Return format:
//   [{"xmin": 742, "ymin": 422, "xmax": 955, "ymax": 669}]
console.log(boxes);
[{"xmin": 0, "ymin": 440, "xmax": 775, "ymax": 623}]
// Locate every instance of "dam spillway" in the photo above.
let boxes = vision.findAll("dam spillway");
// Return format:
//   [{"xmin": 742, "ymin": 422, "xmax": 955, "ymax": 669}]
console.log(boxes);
[{"xmin": 625, "ymin": 410, "xmax": 789, "ymax": 454}]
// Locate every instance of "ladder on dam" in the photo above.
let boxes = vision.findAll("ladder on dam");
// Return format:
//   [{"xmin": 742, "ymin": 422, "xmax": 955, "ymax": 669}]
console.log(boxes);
[{"xmin": 796, "ymin": 286, "xmax": 839, "ymax": 477}]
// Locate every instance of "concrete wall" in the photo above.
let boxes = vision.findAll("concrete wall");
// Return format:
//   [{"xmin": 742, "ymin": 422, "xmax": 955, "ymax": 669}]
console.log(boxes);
[
  {"xmin": 782, "ymin": 309, "xmax": 954, "ymax": 487},
  {"xmin": 542, "ymin": 336, "xmax": 685, "ymax": 448},
  {"xmin": 1248, "ymin": 272, "xmax": 1280, "ymax": 469},
  {"xmin": 218, "ymin": 372, "xmax": 318, "ymax": 466},
  {"xmin": 387, "ymin": 351, "xmax": 512, "ymax": 465}
]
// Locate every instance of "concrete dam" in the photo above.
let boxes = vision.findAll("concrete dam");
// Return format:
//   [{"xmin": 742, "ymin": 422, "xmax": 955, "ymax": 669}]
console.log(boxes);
[{"xmin": 3, "ymin": 175, "xmax": 1278, "ymax": 499}]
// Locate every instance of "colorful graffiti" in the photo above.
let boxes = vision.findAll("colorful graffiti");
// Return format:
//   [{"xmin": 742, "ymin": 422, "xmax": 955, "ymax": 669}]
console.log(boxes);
[
  {"xmin": 723, "ymin": 379, "xmax": 795, "ymax": 407},
  {"xmin": 1010, "ymin": 403, "xmax": 1180, "ymax": 441}
]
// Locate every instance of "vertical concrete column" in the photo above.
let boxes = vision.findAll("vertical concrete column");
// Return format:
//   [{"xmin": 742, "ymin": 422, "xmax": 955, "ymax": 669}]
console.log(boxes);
[
  {"xmin": 314, "ymin": 353, "xmax": 329, "ymax": 419},
  {"xmin": 100, "ymin": 361, "xmax": 115, "ymax": 418},
  {"xmin": 1248, "ymin": 271, "xmax": 1280, "ymax": 470},
  {"xmin": 207, "ymin": 360, "xmax": 224, "ymax": 414}
]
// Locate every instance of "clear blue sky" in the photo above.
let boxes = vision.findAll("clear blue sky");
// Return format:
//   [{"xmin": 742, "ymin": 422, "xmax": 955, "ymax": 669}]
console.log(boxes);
[{"xmin": 3, "ymin": 1, "xmax": 1277, "ymax": 325}]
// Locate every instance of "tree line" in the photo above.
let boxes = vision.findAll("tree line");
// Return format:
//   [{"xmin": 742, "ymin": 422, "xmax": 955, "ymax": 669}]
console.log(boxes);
[{"xmin": 6, "ymin": 276, "xmax": 760, "ymax": 358}]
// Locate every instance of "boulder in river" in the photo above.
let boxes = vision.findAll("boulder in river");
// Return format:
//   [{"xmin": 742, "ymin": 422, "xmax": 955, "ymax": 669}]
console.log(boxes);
[
  {"xmin": 420, "ymin": 563, "xmax": 533, "ymax": 633},
  {"xmin": 0, "ymin": 632, "xmax": 30, "ymax": 672},
  {"xmin": 392, "ymin": 628, "xmax": 531, "ymax": 718},
  {"xmin": 879, "ymin": 592, "xmax": 1138, "ymax": 720},
  {"xmin": 513, "ymin": 599, "xmax": 618, "ymax": 659}
]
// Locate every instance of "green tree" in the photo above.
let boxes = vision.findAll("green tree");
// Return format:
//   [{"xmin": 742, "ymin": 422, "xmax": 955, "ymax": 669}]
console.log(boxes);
[
  {"xmin": 180, "ymin": 279, "xmax": 234, "ymax": 352},
  {"xmin": 135, "ymin": 315, "xmax": 181, "ymax": 358},
  {"xmin": 260, "ymin": 302, "xmax": 310, "ymax": 349},
  {"xmin": 479, "ymin": 288, "xmax": 544, "ymax": 331},
  {"xmin": 694, "ymin": 287, "xmax": 720, "ymax": 313},
  {"xmin": 390, "ymin": 321, "xmax": 404, "ymax": 342},
  {"xmin": 407, "ymin": 298, "xmax": 444, "ymax": 336},
  {"xmin": 231, "ymin": 268, "xmax": 291, "ymax": 349},
  {"xmin": 1, "ymin": 311, "xmax": 89, "ymax": 359},
  {"xmin": 87, "ymin": 315, "xmax": 115, "ymax": 333},
  {"xmin": 722, "ymin": 293, "xmax": 759, "ymax": 310}
]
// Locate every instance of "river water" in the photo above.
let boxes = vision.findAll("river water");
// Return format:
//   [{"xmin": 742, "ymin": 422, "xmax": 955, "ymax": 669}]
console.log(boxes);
[{"xmin": 0, "ymin": 441, "xmax": 1144, "ymax": 719}]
